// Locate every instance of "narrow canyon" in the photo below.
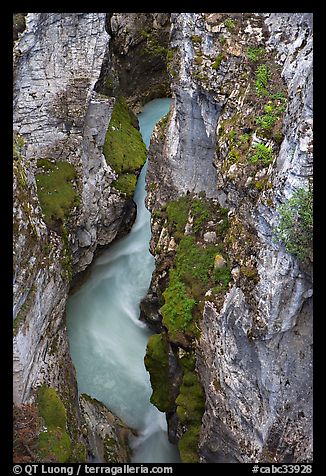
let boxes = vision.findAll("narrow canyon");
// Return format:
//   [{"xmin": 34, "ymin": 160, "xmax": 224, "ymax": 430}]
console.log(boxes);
[{"xmin": 13, "ymin": 13, "xmax": 313, "ymax": 464}]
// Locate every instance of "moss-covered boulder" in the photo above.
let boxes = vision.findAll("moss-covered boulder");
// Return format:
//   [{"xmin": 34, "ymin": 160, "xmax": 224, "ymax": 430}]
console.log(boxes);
[
  {"xmin": 144, "ymin": 333, "xmax": 175, "ymax": 412},
  {"xmin": 103, "ymin": 97, "xmax": 147, "ymax": 198}
]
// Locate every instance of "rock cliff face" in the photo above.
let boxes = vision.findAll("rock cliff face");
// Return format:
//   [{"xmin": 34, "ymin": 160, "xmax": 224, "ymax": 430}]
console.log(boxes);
[
  {"xmin": 198, "ymin": 14, "xmax": 313, "ymax": 463},
  {"xmin": 13, "ymin": 13, "xmax": 137, "ymax": 461},
  {"xmin": 96, "ymin": 13, "xmax": 171, "ymax": 111},
  {"xmin": 144, "ymin": 13, "xmax": 313, "ymax": 463},
  {"xmin": 13, "ymin": 11, "xmax": 313, "ymax": 464}
]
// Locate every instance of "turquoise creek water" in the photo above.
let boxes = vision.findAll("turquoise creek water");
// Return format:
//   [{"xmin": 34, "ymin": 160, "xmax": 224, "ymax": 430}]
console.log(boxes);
[{"xmin": 66, "ymin": 98, "xmax": 180, "ymax": 463}]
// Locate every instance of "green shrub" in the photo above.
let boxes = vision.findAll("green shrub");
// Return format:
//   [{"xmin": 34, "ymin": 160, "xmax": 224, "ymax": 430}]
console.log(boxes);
[
  {"xmin": 255, "ymin": 64, "xmax": 269, "ymax": 95},
  {"xmin": 144, "ymin": 334, "xmax": 175, "ymax": 412},
  {"xmin": 219, "ymin": 35, "xmax": 226, "ymax": 45},
  {"xmin": 228, "ymin": 130, "xmax": 237, "ymax": 142},
  {"xmin": 256, "ymin": 114, "xmax": 277, "ymax": 132},
  {"xmin": 212, "ymin": 53, "xmax": 224, "ymax": 70},
  {"xmin": 35, "ymin": 159, "xmax": 79, "ymax": 228},
  {"xmin": 224, "ymin": 18, "xmax": 236, "ymax": 30},
  {"xmin": 255, "ymin": 100, "xmax": 286, "ymax": 134},
  {"xmin": 275, "ymin": 184, "xmax": 313, "ymax": 261},
  {"xmin": 36, "ymin": 385, "xmax": 71, "ymax": 463},
  {"xmin": 247, "ymin": 47, "xmax": 265, "ymax": 62},
  {"xmin": 239, "ymin": 133, "xmax": 251, "ymax": 143},
  {"xmin": 249, "ymin": 143, "xmax": 273, "ymax": 166}
]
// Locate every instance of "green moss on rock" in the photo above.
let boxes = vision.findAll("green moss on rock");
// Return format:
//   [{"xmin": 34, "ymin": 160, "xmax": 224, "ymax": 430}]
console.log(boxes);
[
  {"xmin": 103, "ymin": 97, "xmax": 147, "ymax": 174},
  {"xmin": 191, "ymin": 35, "xmax": 202, "ymax": 44},
  {"xmin": 212, "ymin": 53, "xmax": 224, "ymax": 70},
  {"xmin": 213, "ymin": 266, "xmax": 232, "ymax": 289},
  {"xmin": 112, "ymin": 173, "xmax": 137, "ymax": 199},
  {"xmin": 103, "ymin": 97, "xmax": 147, "ymax": 196},
  {"xmin": 161, "ymin": 196, "xmax": 231, "ymax": 342},
  {"xmin": 176, "ymin": 372, "xmax": 205, "ymax": 424},
  {"xmin": 144, "ymin": 333, "xmax": 175, "ymax": 412},
  {"xmin": 70, "ymin": 441, "xmax": 87, "ymax": 463},
  {"xmin": 35, "ymin": 159, "xmax": 79, "ymax": 229},
  {"xmin": 240, "ymin": 265, "xmax": 259, "ymax": 281},
  {"xmin": 175, "ymin": 236, "xmax": 218, "ymax": 287},
  {"xmin": 140, "ymin": 29, "xmax": 169, "ymax": 59},
  {"xmin": 176, "ymin": 367, "xmax": 205, "ymax": 463},
  {"xmin": 161, "ymin": 271, "xmax": 197, "ymax": 343},
  {"xmin": 36, "ymin": 385, "xmax": 72, "ymax": 463},
  {"xmin": 166, "ymin": 196, "xmax": 191, "ymax": 235},
  {"xmin": 178, "ymin": 426, "xmax": 201, "ymax": 463},
  {"xmin": 104, "ymin": 436, "xmax": 120, "ymax": 463}
]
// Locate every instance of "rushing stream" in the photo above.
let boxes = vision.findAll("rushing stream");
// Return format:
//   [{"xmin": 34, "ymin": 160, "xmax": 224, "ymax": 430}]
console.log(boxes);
[{"xmin": 66, "ymin": 98, "xmax": 180, "ymax": 463}]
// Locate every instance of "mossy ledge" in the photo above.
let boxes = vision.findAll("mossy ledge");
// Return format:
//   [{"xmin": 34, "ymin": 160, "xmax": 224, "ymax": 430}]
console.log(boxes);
[
  {"xmin": 36, "ymin": 385, "xmax": 72, "ymax": 463},
  {"xmin": 103, "ymin": 97, "xmax": 147, "ymax": 198},
  {"xmin": 159, "ymin": 194, "xmax": 232, "ymax": 346},
  {"xmin": 145, "ymin": 194, "xmax": 232, "ymax": 461},
  {"xmin": 35, "ymin": 158, "xmax": 79, "ymax": 231}
]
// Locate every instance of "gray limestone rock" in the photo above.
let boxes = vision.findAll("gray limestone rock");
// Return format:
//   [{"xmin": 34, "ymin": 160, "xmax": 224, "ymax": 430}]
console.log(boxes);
[
  {"xmin": 144, "ymin": 12, "xmax": 313, "ymax": 463},
  {"xmin": 79, "ymin": 394, "xmax": 135, "ymax": 463},
  {"xmin": 13, "ymin": 13, "xmax": 134, "ymax": 412}
]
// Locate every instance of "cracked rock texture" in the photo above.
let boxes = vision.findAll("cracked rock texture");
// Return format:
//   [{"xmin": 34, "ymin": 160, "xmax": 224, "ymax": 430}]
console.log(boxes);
[{"xmin": 145, "ymin": 13, "xmax": 313, "ymax": 462}]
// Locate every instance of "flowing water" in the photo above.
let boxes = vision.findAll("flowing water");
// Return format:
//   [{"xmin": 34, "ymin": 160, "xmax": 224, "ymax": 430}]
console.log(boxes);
[{"xmin": 66, "ymin": 98, "xmax": 180, "ymax": 463}]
